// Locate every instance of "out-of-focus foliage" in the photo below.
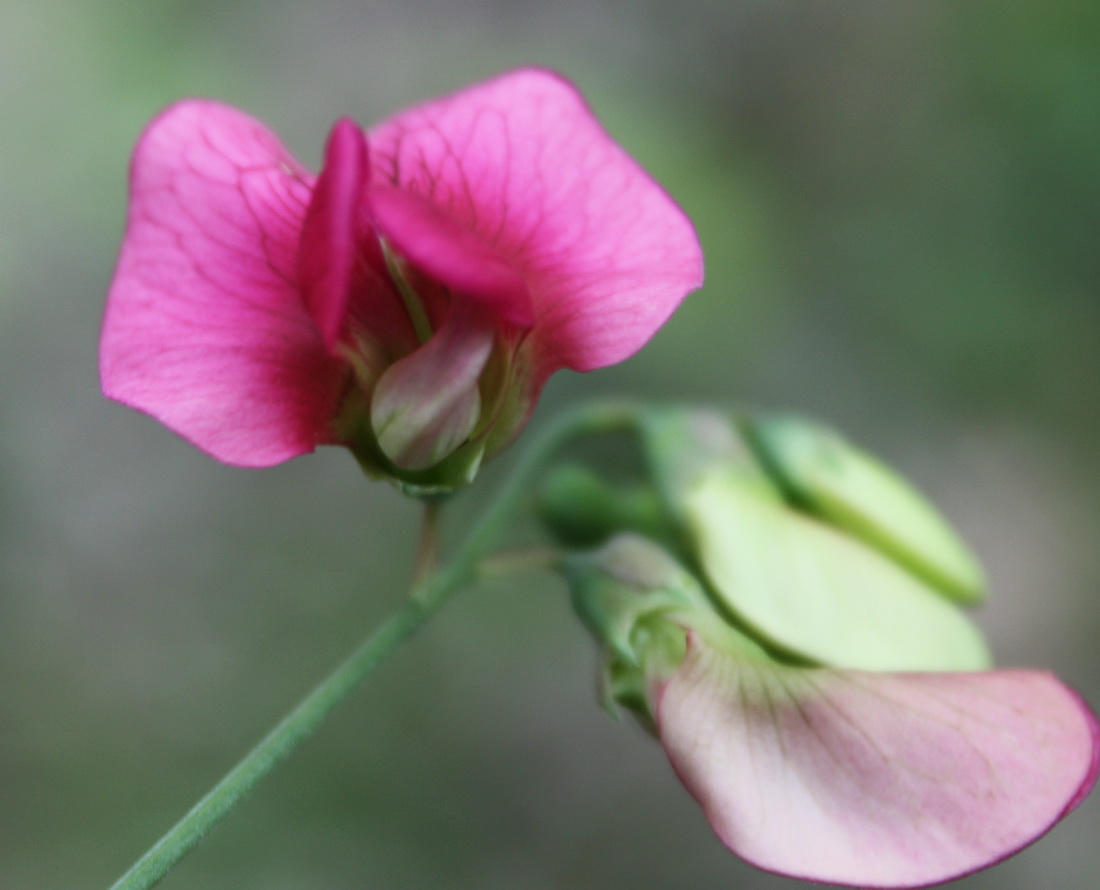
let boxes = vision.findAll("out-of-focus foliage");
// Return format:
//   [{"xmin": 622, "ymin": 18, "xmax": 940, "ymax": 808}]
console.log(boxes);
[{"xmin": 1, "ymin": 1, "xmax": 1097, "ymax": 888}]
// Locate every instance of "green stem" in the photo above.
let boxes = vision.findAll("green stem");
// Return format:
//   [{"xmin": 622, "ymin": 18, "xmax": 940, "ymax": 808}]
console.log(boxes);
[
  {"xmin": 108, "ymin": 597, "xmax": 431, "ymax": 890},
  {"xmin": 475, "ymin": 546, "xmax": 563, "ymax": 580},
  {"xmin": 107, "ymin": 400, "xmax": 640, "ymax": 890},
  {"xmin": 410, "ymin": 499, "xmax": 444, "ymax": 586}
]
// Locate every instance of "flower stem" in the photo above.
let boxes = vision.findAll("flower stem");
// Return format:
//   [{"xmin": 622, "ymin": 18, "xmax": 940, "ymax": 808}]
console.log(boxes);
[
  {"xmin": 476, "ymin": 546, "xmax": 563, "ymax": 579},
  {"xmin": 107, "ymin": 596, "xmax": 432, "ymax": 890},
  {"xmin": 106, "ymin": 400, "xmax": 640, "ymax": 890},
  {"xmin": 411, "ymin": 499, "xmax": 444, "ymax": 586}
]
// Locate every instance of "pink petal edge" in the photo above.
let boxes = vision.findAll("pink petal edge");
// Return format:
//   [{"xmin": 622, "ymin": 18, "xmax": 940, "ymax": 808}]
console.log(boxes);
[
  {"xmin": 298, "ymin": 117, "xmax": 371, "ymax": 351},
  {"xmin": 368, "ymin": 67, "xmax": 704, "ymax": 380},
  {"xmin": 657, "ymin": 635, "xmax": 1100, "ymax": 888},
  {"xmin": 369, "ymin": 184, "xmax": 533, "ymax": 326},
  {"xmin": 100, "ymin": 101, "xmax": 345, "ymax": 467}
]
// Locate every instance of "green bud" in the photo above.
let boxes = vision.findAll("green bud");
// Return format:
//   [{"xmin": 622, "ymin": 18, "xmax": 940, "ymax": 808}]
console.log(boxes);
[
  {"xmin": 743, "ymin": 415, "xmax": 985, "ymax": 604},
  {"xmin": 536, "ymin": 464, "xmax": 669, "ymax": 549}
]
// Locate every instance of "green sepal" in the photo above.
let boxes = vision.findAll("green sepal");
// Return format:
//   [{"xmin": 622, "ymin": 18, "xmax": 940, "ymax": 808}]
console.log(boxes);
[
  {"xmin": 564, "ymin": 535, "xmax": 700, "ymax": 667},
  {"xmin": 536, "ymin": 464, "xmax": 670, "ymax": 549},
  {"xmin": 564, "ymin": 533, "xmax": 793, "ymax": 729},
  {"xmin": 743, "ymin": 414, "xmax": 985, "ymax": 604},
  {"xmin": 563, "ymin": 535, "xmax": 716, "ymax": 727}
]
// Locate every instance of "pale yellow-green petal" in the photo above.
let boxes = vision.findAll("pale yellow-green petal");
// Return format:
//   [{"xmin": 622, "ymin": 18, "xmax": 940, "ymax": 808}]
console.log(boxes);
[
  {"xmin": 745, "ymin": 415, "xmax": 985, "ymax": 604},
  {"xmin": 685, "ymin": 468, "xmax": 990, "ymax": 672}
]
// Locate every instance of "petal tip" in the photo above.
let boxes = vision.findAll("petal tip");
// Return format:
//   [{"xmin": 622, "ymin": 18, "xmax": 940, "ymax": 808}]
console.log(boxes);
[{"xmin": 657, "ymin": 645, "xmax": 1100, "ymax": 889}]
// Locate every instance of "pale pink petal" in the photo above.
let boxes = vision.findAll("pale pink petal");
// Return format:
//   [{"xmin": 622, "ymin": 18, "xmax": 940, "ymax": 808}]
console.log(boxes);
[
  {"xmin": 369, "ymin": 68, "xmax": 704, "ymax": 378},
  {"xmin": 370, "ymin": 298, "xmax": 495, "ymax": 470},
  {"xmin": 101, "ymin": 101, "xmax": 346, "ymax": 467},
  {"xmin": 298, "ymin": 117, "xmax": 370, "ymax": 350},
  {"xmin": 658, "ymin": 637, "xmax": 1100, "ymax": 888}
]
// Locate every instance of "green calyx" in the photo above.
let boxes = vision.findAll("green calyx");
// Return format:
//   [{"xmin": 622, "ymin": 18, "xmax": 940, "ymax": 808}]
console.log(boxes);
[
  {"xmin": 563, "ymin": 534, "xmax": 766, "ymax": 729},
  {"xmin": 331, "ymin": 241, "xmax": 537, "ymax": 497},
  {"xmin": 335, "ymin": 385, "xmax": 486, "ymax": 497}
]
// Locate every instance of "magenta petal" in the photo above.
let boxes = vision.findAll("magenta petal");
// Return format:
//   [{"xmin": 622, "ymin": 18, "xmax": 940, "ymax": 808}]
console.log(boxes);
[
  {"xmin": 299, "ymin": 117, "xmax": 371, "ymax": 351},
  {"xmin": 370, "ymin": 184, "xmax": 532, "ymax": 325},
  {"xmin": 369, "ymin": 68, "xmax": 704, "ymax": 377},
  {"xmin": 101, "ymin": 101, "xmax": 346, "ymax": 467},
  {"xmin": 658, "ymin": 638, "xmax": 1100, "ymax": 888}
]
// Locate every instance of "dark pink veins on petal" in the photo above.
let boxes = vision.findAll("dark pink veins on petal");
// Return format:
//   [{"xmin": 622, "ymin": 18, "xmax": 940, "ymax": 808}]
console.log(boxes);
[
  {"xmin": 100, "ymin": 100, "xmax": 348, "ymax": 467},
  {"xmin": 369, "ymin": 184, "xmax": 532, "ymax": 326},
  {"xmin": 368, "ymin": 68, "xmax": 705, "ymax": 380}
]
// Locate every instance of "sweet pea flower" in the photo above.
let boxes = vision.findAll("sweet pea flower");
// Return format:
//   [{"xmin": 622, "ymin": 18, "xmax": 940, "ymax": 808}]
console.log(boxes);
[
  {"xmin": 551, "ymin": 410, "xmax": 1099, "ymax": 888},
  {"xmin": 101, "ymin": 69, "xmax": 703, "ymax": 491}
]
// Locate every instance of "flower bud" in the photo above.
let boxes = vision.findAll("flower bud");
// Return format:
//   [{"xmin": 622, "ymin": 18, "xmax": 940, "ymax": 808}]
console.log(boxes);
[
  {"xmin": 637, "ymin": 408, "xmax": 989, "ymax": 671},
  {"xmin": 535, "ymin": 464, "xmax": 669, "ymax": 550}
]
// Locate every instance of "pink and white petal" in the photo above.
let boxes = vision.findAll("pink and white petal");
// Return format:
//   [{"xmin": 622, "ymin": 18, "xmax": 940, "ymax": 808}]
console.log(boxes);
[
  {"xmin": 369, "ymin": 68, "xmax": 704, "ymax": 376},
  {"xmin": 101, "ymin": 100, "xmax": 346, "ymax": 467},
  {"xmin": 370, "ymin": 298, "xmax": 495, "ymax": 470},
  {"xmin": 658, "ymin": 638, "xmax": 1100, "ymax": 888}
]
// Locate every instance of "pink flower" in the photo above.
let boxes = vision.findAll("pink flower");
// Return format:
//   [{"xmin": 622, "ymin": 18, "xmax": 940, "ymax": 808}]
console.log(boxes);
[{"xmin": 101, "ymin": 69, "xmax": 703, "ymax": 488}]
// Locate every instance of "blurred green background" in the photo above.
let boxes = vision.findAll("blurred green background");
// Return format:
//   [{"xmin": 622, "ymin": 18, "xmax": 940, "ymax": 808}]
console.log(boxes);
[{"xmin": 2, "ymin": 1, "xmax": 1099, "ymax": 887}]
